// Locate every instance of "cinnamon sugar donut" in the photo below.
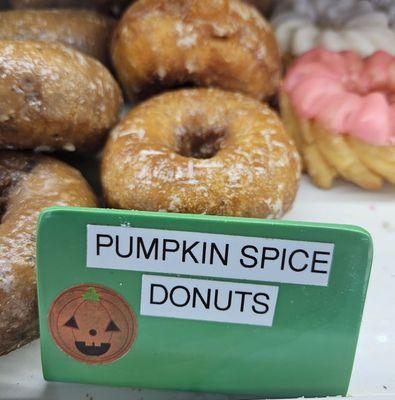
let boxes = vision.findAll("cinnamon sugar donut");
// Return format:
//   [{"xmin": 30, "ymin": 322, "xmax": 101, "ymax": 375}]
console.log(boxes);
[
  {"xmin": 111, "ymin": 0, "xmax": 281, "ymax": 100},
  {"xmin": 102, "ymin": 88, "xmax": 300, "ymax": 218},
  {"xmin": 0, "ymin": 9, "xmax": 116, "ymax": 65},
  {"xmin": 0, "ymin": 40, "xmax": 123, "ymax": 152},
  {"xmin": 0, "ymin": 151, "xmax": 97, "ymax": 356}
]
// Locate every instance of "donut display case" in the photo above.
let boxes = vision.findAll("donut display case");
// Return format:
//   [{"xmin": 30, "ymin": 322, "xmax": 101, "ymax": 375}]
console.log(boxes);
[{"xmin": 0, "ymin": 1, "xmax": 394, "ymax": 400}]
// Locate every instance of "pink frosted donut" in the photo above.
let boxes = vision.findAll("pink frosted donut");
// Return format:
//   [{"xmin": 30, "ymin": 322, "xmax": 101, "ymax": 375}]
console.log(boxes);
[
  {"xmin": 284, "ymin": 48, "xmax": 395, "ymax": 146},
  {"xmin": 281, "ymin": 48, "xmax": 395, "ymax": 189}
]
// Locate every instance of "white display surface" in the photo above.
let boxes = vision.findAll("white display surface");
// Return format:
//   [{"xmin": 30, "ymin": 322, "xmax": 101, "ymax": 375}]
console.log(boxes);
[{"xmin": 0, "ymin": 177, "xmax": 394, "ymax": 400}]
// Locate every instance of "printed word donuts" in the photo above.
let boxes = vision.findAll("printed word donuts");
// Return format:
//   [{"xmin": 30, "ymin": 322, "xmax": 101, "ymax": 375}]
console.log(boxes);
[{"xmin": 102, "ymin": 88, "xmax": 300, "ymax": 218}]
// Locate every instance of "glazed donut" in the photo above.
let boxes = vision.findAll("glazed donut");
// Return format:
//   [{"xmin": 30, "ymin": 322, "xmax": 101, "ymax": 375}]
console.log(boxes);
[
  {"xmin": 102, "ymin": 88, "xmax": 300, "ymax": 218},
  {"xmin": 0, "ymin": 9, "xmax": 116, "ymax": 65},
  {"xmin": 281, "ymin": 49, "xmax": 395, "ymax": 190},
  {"xmin": 111, "ymin": 0, "xmax": 281, "ymax": 101},
  {"xmin": 10, "ymin": 0, "xmax": 130, "ymax": 17},
  {"xmin": 0, "ymin": 151, "xmax": 97, "ymax": 356},
  {"xmin": 0, "ymin": 40, "xmax": 123, "ymax": 152},
  {"xmin": 271, "ymin": 0, "xmax": 395, "ymax": 59}
]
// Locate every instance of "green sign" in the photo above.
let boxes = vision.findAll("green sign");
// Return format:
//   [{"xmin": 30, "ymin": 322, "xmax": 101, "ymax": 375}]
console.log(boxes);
[{"xmin": 36, "ymin": 207, "xmax": 373, "ymax": 397}]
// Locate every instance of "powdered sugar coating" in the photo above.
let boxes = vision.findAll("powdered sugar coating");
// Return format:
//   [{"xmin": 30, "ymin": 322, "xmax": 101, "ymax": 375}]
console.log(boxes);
[{"xmin": 102, "ymin": 88, "xmax": 300, "ymax": 218}]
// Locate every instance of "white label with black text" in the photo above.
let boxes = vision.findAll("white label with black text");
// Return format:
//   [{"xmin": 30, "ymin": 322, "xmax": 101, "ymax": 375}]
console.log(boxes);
[
  {"xmin": 141, "ymin": 274, "xmax": 279, "ymax": 326},
  {"xmin": 87, "ymin": 225, "xmax": 334, "ymax": 286}
]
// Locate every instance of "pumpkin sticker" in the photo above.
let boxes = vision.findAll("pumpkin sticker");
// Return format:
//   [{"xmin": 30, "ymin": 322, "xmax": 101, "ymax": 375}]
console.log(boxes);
[{"xmin": 48, "ymin": 284, "xmax": 137, "ymax": 364}]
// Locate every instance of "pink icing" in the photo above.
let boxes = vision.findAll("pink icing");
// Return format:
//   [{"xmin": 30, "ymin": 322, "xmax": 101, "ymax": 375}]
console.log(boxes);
[{"xmin": 284, "ymin": 48, "xmax": 395, "ymax": 146}]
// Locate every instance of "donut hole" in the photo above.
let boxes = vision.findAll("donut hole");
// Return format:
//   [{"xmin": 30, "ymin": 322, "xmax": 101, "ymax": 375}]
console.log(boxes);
[{"xmin": 175, "ymin": 126, "xmax": 226, "ymax": 159}]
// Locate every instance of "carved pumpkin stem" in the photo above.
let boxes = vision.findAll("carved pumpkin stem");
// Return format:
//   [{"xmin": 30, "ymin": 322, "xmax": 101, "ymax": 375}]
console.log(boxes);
[{"xmin": 82, "ymin": 287, "xmax": 100, "ymax": 302}]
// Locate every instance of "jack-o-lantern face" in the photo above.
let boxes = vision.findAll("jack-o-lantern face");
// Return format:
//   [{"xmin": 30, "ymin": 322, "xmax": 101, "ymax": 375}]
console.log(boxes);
[{"xmin": 48, "ymin": 284, "xmax": 137, "ymax": 364}]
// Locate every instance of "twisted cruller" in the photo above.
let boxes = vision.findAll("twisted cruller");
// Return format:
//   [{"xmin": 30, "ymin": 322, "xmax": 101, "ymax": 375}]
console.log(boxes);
[
  {"xmin": 281, "ymin": 48, "xmax": 395, "ymax": 190},
  {"xmin": 272, "ymin": 0, "xmax": 395, "ymax": 61}
]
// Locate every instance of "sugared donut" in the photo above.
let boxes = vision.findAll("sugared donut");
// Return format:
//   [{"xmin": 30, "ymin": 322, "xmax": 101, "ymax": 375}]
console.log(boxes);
[
  {"xmin": 271, "ymin": 0, "xmax": 395, "ymax": 61},
  {"xmin": 281, "ymin": 49, "xmax": 395, "ymax": 189},
  {"xmin": 0, "ymin": 10, "xmax": 116, "ymax": 65},
  {"xmin": 0, "ymin": 40, "xmax": 123, "ymax": 152},
  {"xmin": 102, "ymin": 88, "xmax": 300, "ymax": 218},
  {"xmin": 111, "ymin": 0, "xmax": 281, "ymax": 100},
  {"xmin": 0, "ymin": 151, "xmax": 97, "ymax": 355}
]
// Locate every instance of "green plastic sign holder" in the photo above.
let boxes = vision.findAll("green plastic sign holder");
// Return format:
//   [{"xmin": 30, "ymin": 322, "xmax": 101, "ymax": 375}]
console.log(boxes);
[{"xmin": 36, "ymin": 207, "xmax": 373, "ymax": 398}]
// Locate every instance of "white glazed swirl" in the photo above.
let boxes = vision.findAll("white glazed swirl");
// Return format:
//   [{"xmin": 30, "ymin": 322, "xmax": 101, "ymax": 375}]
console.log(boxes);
[{"xmin": 271, "ymin": 0, "xmax": 395, "ymax": 57}]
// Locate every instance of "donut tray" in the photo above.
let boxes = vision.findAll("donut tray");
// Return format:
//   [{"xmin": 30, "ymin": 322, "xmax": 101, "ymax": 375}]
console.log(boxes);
[{"xmin": 0, "ymin": 177, "xmax": 394, "ymax": 400}]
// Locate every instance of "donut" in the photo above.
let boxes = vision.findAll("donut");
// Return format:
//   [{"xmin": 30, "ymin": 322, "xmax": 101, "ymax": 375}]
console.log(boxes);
[
  {"xmin": 271, "ymin": 0, "xmax": 395, "ymax": 62},
  {"xmin": 102, "ymin": 88, "xmax": 300, "ymax": 218},
  {"xmin": 0, "ymin": 40, "xmax": 123, "ymax": 152},
  {"xmin": 0, "ymin": 151, "xmax": 97, "ymax": 356},
  {"xmin": 280, "ymin": 48, "xmax": 395, "ymax": 190},
  {"xmin": 10, "ymin": 0, "xmax": 130, "ymax": 17},
  {"xmin": 0, "ymin": 9, "xmax": 116, "ymax": 65},
  {"xmin": 111, "ymin": 0, "xmax": 281, "ymax": 101}
]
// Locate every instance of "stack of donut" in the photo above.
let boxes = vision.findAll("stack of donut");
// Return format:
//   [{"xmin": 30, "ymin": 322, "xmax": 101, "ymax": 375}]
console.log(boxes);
[
  {"xmin": 0, "ymin": 3, "xmax": 124, "ymax": 355},
  {"xmin": 106, "ymin": 0, "xmax": 300, "ymax": 217},
  {"xmin": 0, "ymin": 0, "xmax": 303, "ymax": 356}
]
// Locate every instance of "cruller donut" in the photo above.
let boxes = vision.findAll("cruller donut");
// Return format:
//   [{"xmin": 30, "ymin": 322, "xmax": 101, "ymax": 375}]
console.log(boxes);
[
  {"xmin": 111, "ymin": 0, "xmax": 281, "ymax": 100},
  {"xmin": 271, "ymin": 0, "xmax": 395, "ymax": 61},
  {"xmin": 102, "ymin": 88, "xmax": 301, "ymax": 218},
  {"xmin": 0, "ymin": 40, "xmax": 123, "ymax": 153},
  {"xmin": 281, "ymin": 49, "xmax": 395, "ymax": 189},
  {"xmin": 0, "ymin": 151, "xmax": 97, "ymax": 356}
]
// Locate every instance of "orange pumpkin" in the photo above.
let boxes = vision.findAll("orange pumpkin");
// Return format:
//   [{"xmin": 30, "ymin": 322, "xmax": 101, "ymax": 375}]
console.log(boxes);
[{"xmin": 48, "ymin": 284, "xmax": 137, "ymax": 364}]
